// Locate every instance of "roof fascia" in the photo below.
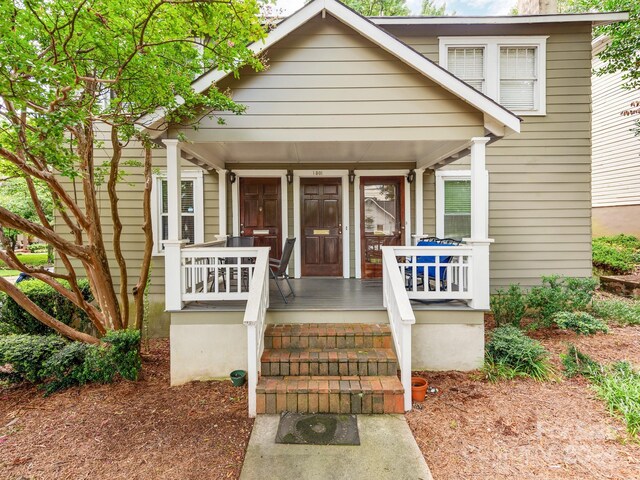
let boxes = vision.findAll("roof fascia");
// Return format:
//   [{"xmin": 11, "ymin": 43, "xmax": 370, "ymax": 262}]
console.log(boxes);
[{"xmin": 370, "ymin": 12, "xmax": 629, "ymax": 26}]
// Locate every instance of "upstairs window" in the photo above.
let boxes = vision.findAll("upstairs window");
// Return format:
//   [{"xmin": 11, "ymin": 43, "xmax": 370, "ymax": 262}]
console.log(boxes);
[{"xmin": 440, "ymin": 37, "xmax": 547, "ymax": 115}]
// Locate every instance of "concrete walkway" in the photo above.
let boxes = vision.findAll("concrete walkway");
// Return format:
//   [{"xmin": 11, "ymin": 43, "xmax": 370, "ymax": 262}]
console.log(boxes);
[{"xmin": 240, "ymin": 414, "xmax": 433, "ymax": 480}]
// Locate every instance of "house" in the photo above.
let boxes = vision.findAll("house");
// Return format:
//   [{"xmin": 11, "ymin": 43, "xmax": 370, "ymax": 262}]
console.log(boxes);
[
  {"xmin": 591, "ymin": 35, "xmax": 640, "ymax": 237},
  {"xmin": 66, "ymin": 0, "xmax": 627, "ymax": 416}
]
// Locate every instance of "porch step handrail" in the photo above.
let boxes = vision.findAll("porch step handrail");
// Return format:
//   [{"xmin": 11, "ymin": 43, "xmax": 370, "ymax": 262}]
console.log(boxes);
[
  {"xmin": 382, "ymin": 246, "xmax": 416, "ymax": 412},
  {"xmin": 243, "ymin": 247, "xmax": 271, "ymax": 418}
]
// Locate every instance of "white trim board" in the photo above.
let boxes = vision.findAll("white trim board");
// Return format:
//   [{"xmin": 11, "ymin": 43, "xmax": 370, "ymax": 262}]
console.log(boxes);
[
  {"xmin": 435, "ymin": 170, "xmax": 488, "ymax": 239},
  {"xmin": 353, "ymin": 170, "xmax": 411, "ymax": 279},
  {"xmin": 151, "ymin": 170, "xmax": 204, "ymax": 256},
  {"xmin": 141, "ymin": 0, "xmax": 521, "ymax": 138},
  {"xmin": 370, "ymin": 12, "xmax": 629, "ymax": 26},
  {"xmin": 293, "ymin": 170, "xmax": 350, "ymax": 279}
]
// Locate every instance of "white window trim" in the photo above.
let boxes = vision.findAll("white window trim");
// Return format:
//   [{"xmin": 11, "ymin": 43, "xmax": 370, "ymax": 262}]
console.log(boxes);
[
  {"xmin": 436, "ymin": 170, "xmax": 472, "ymax": 239},
  {"xmin": 439, "ymin": 36, "xmax": 548, "ymax": 116},
  {"xmin": 151, "ymin": 170, "xmax": 204, "ymax": 256}
]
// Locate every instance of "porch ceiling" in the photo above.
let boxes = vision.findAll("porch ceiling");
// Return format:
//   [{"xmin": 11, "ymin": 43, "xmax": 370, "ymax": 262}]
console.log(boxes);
[{"xmin": 181, "ymin": 140, "xmax": 468, "ymax": 169}]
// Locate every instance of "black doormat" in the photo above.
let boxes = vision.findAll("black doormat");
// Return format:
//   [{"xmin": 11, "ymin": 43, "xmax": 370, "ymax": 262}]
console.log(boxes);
[{"xmin": 275, "ymin": 412, "xmax": 360, "ymax": 446}]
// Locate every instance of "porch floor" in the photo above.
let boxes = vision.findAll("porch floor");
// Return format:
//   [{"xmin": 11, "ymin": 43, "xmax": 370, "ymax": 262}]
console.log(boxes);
[{"xmin": 183, "ymin": 278, "xmax": 472, "ymax": 312}]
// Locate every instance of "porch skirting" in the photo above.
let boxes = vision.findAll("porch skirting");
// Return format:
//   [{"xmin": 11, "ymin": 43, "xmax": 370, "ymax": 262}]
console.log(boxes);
[{"xmin": 169, "ymin": 309, "xmax": 484, "ymax": 386}]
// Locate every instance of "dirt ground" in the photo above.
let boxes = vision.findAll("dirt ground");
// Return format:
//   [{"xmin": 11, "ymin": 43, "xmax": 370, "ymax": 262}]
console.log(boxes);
[
  {"xmin": 2, "ymin": 325, "xmax": 639, "ymax": 480},
  {"xmin": 0, "ymin": 341, "xmax": 253, "ymax": 480},
  {"xmin": 408, "ymin": 323, "xmax": 640, "ymax": 480}
]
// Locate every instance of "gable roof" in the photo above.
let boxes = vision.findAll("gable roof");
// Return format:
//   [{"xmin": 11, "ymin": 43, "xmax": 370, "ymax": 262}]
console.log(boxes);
[{"xmin": 143, "ymin": 0, "xmax": 521, "ymax": 137}]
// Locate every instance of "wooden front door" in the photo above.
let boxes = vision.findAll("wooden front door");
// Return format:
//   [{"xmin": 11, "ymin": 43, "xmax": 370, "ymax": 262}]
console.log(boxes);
[
  {"xmin": 240, "ymin": 177, "xmax": 282, "ymax": 258},
  {"xmin": 301, "ymin": 178, "xmax": 342, "ymax": 277},
  {"xmin": 361, "ymin": 177, "xmax": 404, "ymax": 279}
]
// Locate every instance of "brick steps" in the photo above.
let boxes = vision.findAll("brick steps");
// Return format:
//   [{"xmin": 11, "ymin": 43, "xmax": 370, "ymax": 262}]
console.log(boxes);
[
  {"xmin": 261, "ymin": 348, "xmax": 397, "ymax": 376},
  {"xmin": 257, "ymin": 323, "xmax": 403, "ymax": 415},
  {"xmin": 256, "ymin": 375, "xmax": 404, "ymax": 414},
  {"xmin": 264, "ymin": 323, "xmax": 392, "ymax": 349}
]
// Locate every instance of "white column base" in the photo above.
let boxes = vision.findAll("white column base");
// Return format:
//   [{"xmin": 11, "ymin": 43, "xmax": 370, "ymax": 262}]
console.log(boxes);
[{"xmin": 164, "ymin": 240, "xmax": 187, "ymax": 311}]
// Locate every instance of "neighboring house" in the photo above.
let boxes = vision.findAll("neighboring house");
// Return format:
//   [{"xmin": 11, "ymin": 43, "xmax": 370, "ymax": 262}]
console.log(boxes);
[
  {"xmin": 591, "ymin": 36, "xmax": 640, "ymax": 237},
  {"xmin": 57, "ymin": 0, "xmax": 627, "ymax": 415}
]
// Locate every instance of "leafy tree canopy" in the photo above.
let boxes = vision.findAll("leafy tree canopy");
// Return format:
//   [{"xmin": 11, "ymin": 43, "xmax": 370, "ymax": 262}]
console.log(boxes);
[
  {"xmin": 0, "ymin": 0, "xmax": 268, "ymax": 343},
  {"xmin": 559, "ymin": 0, "xmax": 639, "ymax": 90},
  {"xmin": 421, "ymin": 0, "xmax": 453, "ymax": 16},
  {"xmin": 341, "ymin": 0, "xmax": 411, "ymax": 16}
]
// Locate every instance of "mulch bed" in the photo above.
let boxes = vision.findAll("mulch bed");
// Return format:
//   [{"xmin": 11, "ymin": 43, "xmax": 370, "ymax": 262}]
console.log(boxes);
[
  {"xmin": 0, "ymin": 340, "xmax": 253, "ymax": 480},
  {"xmin": 408, "ymin": 322, "xmax": 640, "ymax": 480},
  {"xmin": 2, "ymin": 322, "xmax": 640, "ymax": 479}
]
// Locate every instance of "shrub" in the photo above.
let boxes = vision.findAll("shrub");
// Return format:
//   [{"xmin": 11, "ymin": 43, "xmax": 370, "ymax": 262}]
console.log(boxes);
[
  {"xmin": 592, "ymin": 234, "xmax": 640, "ymax": 274},
  {"xmin": 553, "ymin": 311, "xmax": 609, "ymax": 335},
  {"xmin": 490, "ymin": 284, "xmax": 526, "ymax": 328},
  {"xmin": 596, "ymin": 362, "xmax": 640, "ymax": 437},
  {"xmin": 561, "ymin": 344, "xmax": 602, "ymax": 378},
  {"xmin": 484, "ymin": 325, "xmax": 553, "ymax": 381},
  {"xmin": 27, "ymin": 244, "xmax": 48, "ymax": 253},
  {"xmin": 42, "ymin": 330, "xmax": 141, "ymax": 394},
  {"xmin": 591, "ymin": 298, "xmax": 640, "ymax": 326},
  {"xmin": 0, "ymin": 279, "xmax": 93, "ymax": 335},
  {"xmin": 0, "ymin": 335, "xmax": 66, "ymax": 383},
  {"xmin": 561, "ymin": 345, "xmax": 640, "ymax": 438},
  {"xmin": 0, "ymin": 330, "xmax": 141, "ymax": 393},
  {"xmin": 527, "ymin": 275, "xmax": 597, "ymax": 326}
]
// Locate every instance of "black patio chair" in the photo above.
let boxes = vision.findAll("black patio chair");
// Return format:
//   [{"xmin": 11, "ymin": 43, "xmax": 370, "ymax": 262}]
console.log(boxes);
[
  {"xmin": 269, "ymin": 238, "xmax": 296, "ymax": 304},
  {"xmin": 221, "ymin": 236, "xmax": 255, "ymax": 291}
]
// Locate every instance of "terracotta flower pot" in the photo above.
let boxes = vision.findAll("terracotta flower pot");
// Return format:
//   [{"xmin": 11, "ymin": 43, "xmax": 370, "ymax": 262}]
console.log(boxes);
[{"xmin": 411, "ymin": 376, "xmax": 428, "ymax": 402}]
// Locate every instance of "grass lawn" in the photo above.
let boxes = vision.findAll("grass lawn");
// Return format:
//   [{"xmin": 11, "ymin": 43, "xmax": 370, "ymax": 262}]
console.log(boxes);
[
  {"xmin": 0, "ymin": 270, "xmax": 21, "ymax": 277},
  {"xmin": 0, "ymin": 253, "xmax": 50, "ymax": 276}
]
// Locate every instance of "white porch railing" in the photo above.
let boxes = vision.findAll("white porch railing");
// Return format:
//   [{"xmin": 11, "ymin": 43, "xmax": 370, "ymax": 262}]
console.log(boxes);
[
  {"xmin": 381, "ymin": 247, "xmax": 416, "ymax": 412},
  {"xmin": 181, "ymin": 247, "xmax": 264, "ymax": 301},
  {"xmin": 393, "ymin": 246, "xmax": 474, "ymax": 302},
  {"xmin": 243, "ymin": 248, "xmax": 270, "ymax": 418}
]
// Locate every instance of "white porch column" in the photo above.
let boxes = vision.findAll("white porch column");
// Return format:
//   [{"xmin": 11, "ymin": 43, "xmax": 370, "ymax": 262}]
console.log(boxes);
[
  {"xmin": 163, "ymin": 139, "xmax": 184, "ymax": 311},
  {"xmin": 217, "ymin": 169, "xmax": 227, "ymax": 236},
  {"xmin": 465, "ymin": 137, "xmax": 493, "ymax": 310},
  {"xmin": 414, "ymin": 168, "xmax": 425, "ymax": 242}
]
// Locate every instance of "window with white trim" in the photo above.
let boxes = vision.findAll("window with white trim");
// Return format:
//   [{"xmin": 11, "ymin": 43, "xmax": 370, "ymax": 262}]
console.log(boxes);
[
  {"xmin": 436, "ymin": 171, "xmax": 471, "ymax": 241},
  {"xmin": 151, "ymin": 170, "xmax": 204, "ymax": 254},
  {"xmin": 439, "ymin": 37, "xmax": 547, "ymax": 115}
]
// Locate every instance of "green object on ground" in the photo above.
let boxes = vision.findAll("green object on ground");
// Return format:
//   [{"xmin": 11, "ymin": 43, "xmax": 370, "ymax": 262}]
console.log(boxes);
[{"xmin": 230, "ymin": 369, "xmax": 247, "ymax": 386}]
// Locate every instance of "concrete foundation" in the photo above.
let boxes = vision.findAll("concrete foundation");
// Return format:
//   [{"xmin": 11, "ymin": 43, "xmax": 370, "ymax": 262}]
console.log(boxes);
[
  {"xmin": 169, "ymin": 307, "xmax": 485, "ymax": 385},
  {"xmin": 170, "ymin": 310, "xmax": 246, "ymax": 385},
  {"xmin": 593, "ymin": 205, "xmax": 640, "ymax": 238},
  {"xmin": 412, "ymin": 309, "xmax": 485, "ymax": 371}
]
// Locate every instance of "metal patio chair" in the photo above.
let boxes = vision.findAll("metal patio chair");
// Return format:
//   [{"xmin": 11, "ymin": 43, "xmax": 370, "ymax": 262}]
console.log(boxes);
[
  {"xmin": 221, "ymin": 236, "xmax": 255, "ymax": 291},
  {"xmin": 269, "ymin": 238, "xmax": 296, "ymax": 304}
]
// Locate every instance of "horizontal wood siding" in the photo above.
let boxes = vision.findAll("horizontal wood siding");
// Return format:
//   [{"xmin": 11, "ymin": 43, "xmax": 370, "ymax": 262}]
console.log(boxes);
[
  {"xmin": 592, "ymin": 55, "xmax": 640, "ymax": 207},
  {"xmin": 401, "ymin": 23, "xmax": 594, "ymax": 288},
  {"xmin": 169, "ymin": 14, "xmax": 484, "ymax": 144},
  {"xmin": 55, "ymin": 132, "xmax": 219, "ymax": 299}
]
